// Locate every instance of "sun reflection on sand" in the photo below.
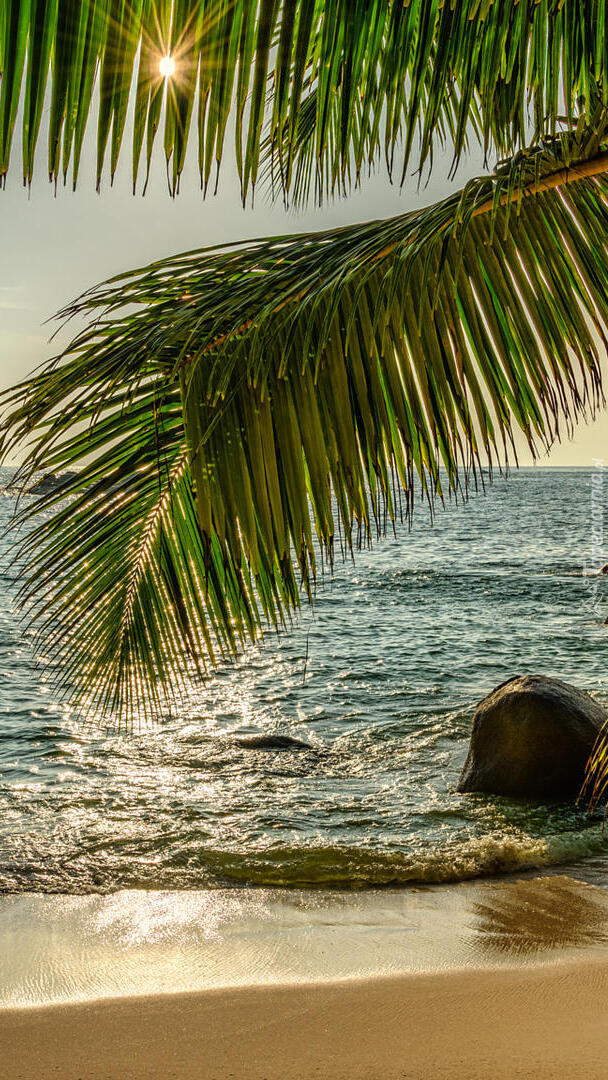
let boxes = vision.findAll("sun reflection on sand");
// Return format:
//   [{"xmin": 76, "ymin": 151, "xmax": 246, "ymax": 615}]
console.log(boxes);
[{"xmin": 92, "ymin": 889, "xmax": 260, "ymax": 946}]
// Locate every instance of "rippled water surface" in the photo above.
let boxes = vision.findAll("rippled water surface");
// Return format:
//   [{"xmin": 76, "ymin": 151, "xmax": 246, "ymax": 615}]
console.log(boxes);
[{"xmin": 1, "ymin": 466, "xmax": 607, "ymax": 894}]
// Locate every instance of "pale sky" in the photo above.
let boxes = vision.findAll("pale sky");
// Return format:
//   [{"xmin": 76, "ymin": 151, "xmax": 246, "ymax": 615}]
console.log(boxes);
[{"xmin": 1, "ymin": 106, "xmax": 607, "ymax": 467}]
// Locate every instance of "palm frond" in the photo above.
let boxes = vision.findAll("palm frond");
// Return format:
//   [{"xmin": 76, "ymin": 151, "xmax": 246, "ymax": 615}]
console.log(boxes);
[
  {"xmin": 2, "ymin": 124, "xmax": 608, "ymax": 720},
  {"xmin": 582, "ymin": 731, "xmax": 608, "ymax": 812},
  {"xmin": 1, "ymin": 0, "xmax": 607, "ymax": 199},
  {"xmin": 2, "ymin": 363, "xmax": 282, "ymax": 722}
]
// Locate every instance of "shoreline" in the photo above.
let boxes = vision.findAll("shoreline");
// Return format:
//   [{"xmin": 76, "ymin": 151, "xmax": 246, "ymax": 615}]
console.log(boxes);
[
  {"xmin": 2, "ymin": 958, "xmax": 608, "ymax": 1079},
  {"xmin": 2, "ymin": 875, "xmax": 608, "ymax": 1077},
  {"xmin": 2, "ymin": 874, "xmax": 608, "ymax": 1008}
]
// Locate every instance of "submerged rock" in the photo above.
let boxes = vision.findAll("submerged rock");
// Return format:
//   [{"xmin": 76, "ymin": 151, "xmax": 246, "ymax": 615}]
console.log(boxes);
[
  {"xmin": 233, "ymin": 734, "xmax": 314, "ymax": 752},
  {"xmin": 457, "ymin": 674, "xmax": 607, "ymax": 799}
]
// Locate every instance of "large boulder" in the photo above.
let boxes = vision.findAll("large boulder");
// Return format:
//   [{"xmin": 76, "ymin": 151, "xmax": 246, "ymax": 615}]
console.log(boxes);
[{"xmin": 457, "ymin": 675, "xmax": 607, "ymax": 799}]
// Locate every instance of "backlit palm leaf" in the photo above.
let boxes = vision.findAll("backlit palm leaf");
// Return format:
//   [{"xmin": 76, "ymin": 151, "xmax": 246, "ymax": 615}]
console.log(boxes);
[
  {"xmin": 0, "ymin": 0, "xmax": 607, "ymax": 199},
  {"xmin": 2, "ymin": 125, "xmax": 608, "ymax": 720},
  {"xmin": 583, "ymin": 734, "xmax": 608, "ymax": 812}
]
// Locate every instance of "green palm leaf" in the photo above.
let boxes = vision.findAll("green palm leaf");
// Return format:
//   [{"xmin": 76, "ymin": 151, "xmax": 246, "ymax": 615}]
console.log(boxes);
[
  {"xmin": 1, "ymin": 0, "xmax": 607, "ymax": 198},
  {"xmin": 582, "ymin": 734, "xmax": 608, "ymax": 812},
  {"xmin": 2, "ymin": 123, "xmax": 608, "ymax": 721}
]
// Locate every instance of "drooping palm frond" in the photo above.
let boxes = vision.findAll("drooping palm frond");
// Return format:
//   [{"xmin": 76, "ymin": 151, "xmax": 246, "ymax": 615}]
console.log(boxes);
[
  {"xmin": 2, "ymin": 122, "xmax": 608, "ymax": 721},
  {"xmin": 2, "ymin": 362, "xmax": 292, "ymax": 722},
  {"xmin": 1, "ymin": 0, "xmax": 607, "ymax": 199}
]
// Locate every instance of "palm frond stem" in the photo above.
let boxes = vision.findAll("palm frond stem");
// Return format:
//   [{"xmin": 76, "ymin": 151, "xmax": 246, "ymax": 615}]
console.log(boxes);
[{"xmin": 180, "ymin": 144, "xmax": 608, "ymax": 368}]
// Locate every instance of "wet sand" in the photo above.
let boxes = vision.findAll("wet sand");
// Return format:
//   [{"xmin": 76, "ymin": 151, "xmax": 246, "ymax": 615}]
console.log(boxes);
[
  {"xmin": 1, "ymin": 959, "xmax": 608, "ymax": 1079},
  {"xmin": 2, "ymin": 874, "xmax": 608, "ymax": 1006},
  {"xmin": 1, "ymin": 875, "xmax": 608, "ymax": 1078}
]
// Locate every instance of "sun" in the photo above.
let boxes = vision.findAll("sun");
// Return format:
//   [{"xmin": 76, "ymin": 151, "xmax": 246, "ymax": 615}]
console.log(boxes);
[{"xmin": 159, "ymin": 55, "xmax": 176, "ymax": 79}]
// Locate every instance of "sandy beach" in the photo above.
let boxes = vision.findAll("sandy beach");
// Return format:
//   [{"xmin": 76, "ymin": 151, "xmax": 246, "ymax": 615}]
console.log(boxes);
[
  {"xmin": 1, "ymin": 958, "xmax": 607, "ymax": 1080},
  {"xmin": 0, "ymin": 876, "xmax": 607, "ymax": 1078}
]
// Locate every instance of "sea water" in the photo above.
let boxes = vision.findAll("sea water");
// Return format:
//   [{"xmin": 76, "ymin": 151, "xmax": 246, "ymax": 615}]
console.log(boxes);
[{"xmin": 1, "ymin": 465, "xmax": 607, "ymax": 894}]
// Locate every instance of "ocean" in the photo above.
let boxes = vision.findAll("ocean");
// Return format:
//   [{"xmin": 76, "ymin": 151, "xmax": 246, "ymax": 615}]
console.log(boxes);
[{"xmin": 1, "ymin": 465, "xmax": 607, "ymax": 895}]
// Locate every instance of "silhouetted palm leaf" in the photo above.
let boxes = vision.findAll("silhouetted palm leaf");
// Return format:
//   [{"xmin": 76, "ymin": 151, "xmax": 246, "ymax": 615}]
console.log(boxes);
[{"xmin": 1, "ymin": 0, "xmax": 607, "ymax": 199}]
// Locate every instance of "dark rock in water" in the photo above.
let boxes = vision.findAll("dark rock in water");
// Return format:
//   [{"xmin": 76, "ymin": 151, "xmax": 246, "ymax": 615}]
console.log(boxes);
[
  {"xmin": 233, "ymin": 734, "xmax": 314, "ymax": 751},
  {"xmin": 29, "ymin": 470, "xmax": 79, "ymax": 495},
  {"xmin": 457, "ymin": 674, "xmax": 607, "ymax": 799}
]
